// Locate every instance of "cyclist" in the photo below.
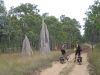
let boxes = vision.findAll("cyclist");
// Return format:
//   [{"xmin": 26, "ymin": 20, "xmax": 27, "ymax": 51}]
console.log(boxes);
[
  {"xmin": 74, "ymin": 41, "xmax": 82, "ymax": 62},
  {"xmin": 60, "ymin": 42, "xmax": 67, "ymax": 59}
]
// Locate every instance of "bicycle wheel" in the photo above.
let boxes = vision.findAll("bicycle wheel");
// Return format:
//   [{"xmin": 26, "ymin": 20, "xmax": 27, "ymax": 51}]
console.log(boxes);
[
  {"xmin": 60, "ymin": 57, "xmax": 65, "ymax": 64},
  {"xmin": 67, "ymin": 55, "xmax": 71, "ymax": 62}
]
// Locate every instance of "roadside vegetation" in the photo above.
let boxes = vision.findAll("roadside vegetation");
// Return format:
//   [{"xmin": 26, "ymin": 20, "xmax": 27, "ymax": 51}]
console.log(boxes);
[
  {"xmin": 0, "ymin": 49, "xmax": 73, "ymax": 75},
  {"xmin": 88, "ymin": 43, "xmax": 100, "ymax": 75},
  {"xmin": 0, "ymin": 50, "xmax": 60, "ymax": 75}
]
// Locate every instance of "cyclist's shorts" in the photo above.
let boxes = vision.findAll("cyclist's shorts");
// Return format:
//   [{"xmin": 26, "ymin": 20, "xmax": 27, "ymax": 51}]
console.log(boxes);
[
  {"xmin": 75, "ymin": 50, "xmax": 80, "ymax": 56},
  {"xmin": 61, "ymin": 50, "xmax": 66, "ymax": 54}
]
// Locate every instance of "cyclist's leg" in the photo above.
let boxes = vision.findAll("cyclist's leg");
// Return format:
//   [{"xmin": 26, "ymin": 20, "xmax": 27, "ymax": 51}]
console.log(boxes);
[
  {"xmin": 74, "ymin": 51, "xmax": 77, "ymax": 62},
  {"xmin": 77, "ymin": 51, "xmax": 82, "ymax": 63},
  {"xmin": 64, "ymin": 53, "xmax": 68, "ymax": 59},
  {"xmin": 62, "ymin": 53, "xmax": 66, "ymax": 59},
  {"xmin": 63, "ymin": 53, "xmax": 66, "ymax": 59},
  {"xmin": 78, "ymin": 50, "xmax": 81, "ymax": 57}
]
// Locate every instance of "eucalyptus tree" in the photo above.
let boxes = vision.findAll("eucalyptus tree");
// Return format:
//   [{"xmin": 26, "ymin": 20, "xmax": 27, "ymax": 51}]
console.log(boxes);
[
  {"xmin": 8, "ymin": 3, "xmax": 39, "ymax": 18},
  {"xmin": 60, "ymin": 16, "xmax": 81, "ymax": 48},
  {"xmin": 84, "ymin": 0, "xmax": 100, "ymax": 43},
  {"xmin": 0, "ymin": 0, "xmax": 10, "ymax": 52},
  {"xmin": 7, "ymin": 3, "xmax": 42, "ymax": 49}
]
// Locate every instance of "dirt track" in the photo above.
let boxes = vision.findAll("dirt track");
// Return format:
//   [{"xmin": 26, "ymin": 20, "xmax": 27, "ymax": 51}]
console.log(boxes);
[
  {"xmin": 68, "ymin": 53, "xmax": 89, "ymax": 75},
  {"xmin": 40, "ymin": 52, "xmax": 89, "ymax": 75}
]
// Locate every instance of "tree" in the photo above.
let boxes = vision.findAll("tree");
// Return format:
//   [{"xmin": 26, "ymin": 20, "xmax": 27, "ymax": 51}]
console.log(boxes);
[
  {"xmin": 60, "ymin": 16, "xmax": 81, "ymax": 48},
  {"xmin": 8, "ymin": 3, "xmax": 39, "ymax": 18},
  {"xmin": 0, "ymin": 0, "xmax": 7, "ymax": 42},
  {"xmin": 84, "ymin": 0, "xmax": 100, "ymax": 43},
  {"xmin": 0, "ymin": 1, "xmax": 82, "ymax": 53}
]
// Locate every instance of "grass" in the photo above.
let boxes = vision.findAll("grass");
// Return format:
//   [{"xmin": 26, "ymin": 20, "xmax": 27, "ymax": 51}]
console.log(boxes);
[
  {"xmin": 0, "ymin": 49, "xmax": 73, "ymax": 75},
  {"xmin": 88, "ymin": 43, "xmax": 100, "ymax": 75}
]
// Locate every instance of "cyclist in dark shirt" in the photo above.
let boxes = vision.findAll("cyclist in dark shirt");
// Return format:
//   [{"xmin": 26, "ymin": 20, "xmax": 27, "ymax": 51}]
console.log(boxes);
[{"xmin": 74, "ymin": 42, "xmax": 82, "ymax": 62}]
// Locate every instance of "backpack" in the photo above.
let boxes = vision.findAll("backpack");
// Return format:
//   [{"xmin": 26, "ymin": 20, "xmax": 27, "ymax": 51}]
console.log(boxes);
[{"xmin": 78, "ymin": 45, "xmax": 82, "ymax": 51}]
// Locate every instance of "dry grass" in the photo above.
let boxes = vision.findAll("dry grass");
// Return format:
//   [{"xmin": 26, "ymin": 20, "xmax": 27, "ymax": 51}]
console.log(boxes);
[
  {"xmin": 0, "ymin": 50, "xmax": 61, "ymax": 75},
  {"xmin": 88, "ymin": 43, "xmax": 100, "ymax": 75}
]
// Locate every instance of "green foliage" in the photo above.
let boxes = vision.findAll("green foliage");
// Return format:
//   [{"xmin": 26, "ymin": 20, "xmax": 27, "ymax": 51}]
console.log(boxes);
[
  {"xmin": 84, "ymin": 0, "xmax": 100, "ymax": 43},
  {"xmin": 0, "ymin": 0, "xmax": 82, "ymax": 52},
  {"xmin": 14, "ymin": 3, "xmax": 39, "ymax": 17}
]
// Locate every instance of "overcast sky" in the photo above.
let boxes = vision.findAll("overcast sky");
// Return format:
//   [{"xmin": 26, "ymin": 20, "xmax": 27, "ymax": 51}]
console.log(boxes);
[{"xmin": 4, "ymin": 0, "xmax": 94, "ymax": 35}]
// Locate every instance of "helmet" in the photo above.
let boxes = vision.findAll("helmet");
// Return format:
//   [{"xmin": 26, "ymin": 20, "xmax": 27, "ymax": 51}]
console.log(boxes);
[
  {"xmin": 76, "ymin": 41, "xmax": 78, "ymax": 43},
  {"xmin": 64, "ymin": 42, "xmax": 67, "ymax": 44},
  {"xmin": 76, "ymin": 41, "xmax": 79, "ymax": 45}
]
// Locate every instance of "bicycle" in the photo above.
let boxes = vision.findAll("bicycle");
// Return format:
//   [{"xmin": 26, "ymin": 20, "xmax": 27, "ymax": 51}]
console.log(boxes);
[
  {"xmin": 77, "ymin": 55, "xmax": 82, "ymax": 65},
  {"xmin": 60, "ymin": 51, "xmax": 71, "ymax": 64}
]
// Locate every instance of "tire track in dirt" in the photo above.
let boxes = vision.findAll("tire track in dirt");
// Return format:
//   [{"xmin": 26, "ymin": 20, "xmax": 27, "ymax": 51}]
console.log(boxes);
[
  {"xmin": 68, "ymin": 53, "xmax": 89, "ymax": 75},
  {"xmin": 40, "ymin": 53, "xmax": 75, "ymax": 75},
  {"xmin": 40, "ymin": 53, "xmax": 89, "ymax": 75},
  {"xmin": 60, "ymin": 60, "xmax": 75, "ymax": 75}
]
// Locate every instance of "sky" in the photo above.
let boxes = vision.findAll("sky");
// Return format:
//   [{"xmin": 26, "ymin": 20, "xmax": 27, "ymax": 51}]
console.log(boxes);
[{"xmin": 4, "ymin": 0, "xmax": 95, "ymax": 35}]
